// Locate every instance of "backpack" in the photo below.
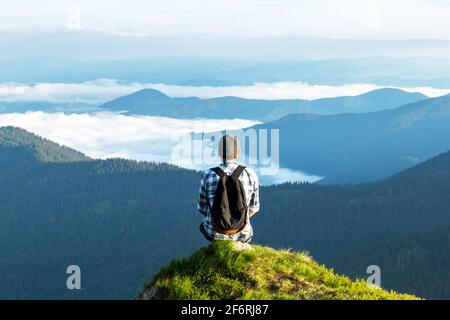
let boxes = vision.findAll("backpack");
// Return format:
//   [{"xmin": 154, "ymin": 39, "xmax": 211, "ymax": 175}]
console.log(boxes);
[{"xmin": 210, "ymin": 165, "xmax": 248, "ymax": 235}]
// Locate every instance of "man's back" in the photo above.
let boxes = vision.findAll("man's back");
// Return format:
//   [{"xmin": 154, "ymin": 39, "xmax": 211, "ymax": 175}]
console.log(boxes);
[{"xmin": 198, "ymin": 160, "xmax": 259, "ymax": 242}]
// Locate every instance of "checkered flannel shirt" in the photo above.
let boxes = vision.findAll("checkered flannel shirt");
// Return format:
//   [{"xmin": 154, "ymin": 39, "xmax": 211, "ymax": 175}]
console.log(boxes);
[{"xmin": 197, "ymin": 160, "xmax": 260, "ymax": 241}]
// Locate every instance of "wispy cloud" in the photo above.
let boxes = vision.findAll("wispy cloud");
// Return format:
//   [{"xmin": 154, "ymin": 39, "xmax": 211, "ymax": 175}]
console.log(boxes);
[
  {"xmin": 149, "ymin": 82, "xmax": 449, "ymax": 100},
  {"xmin": 0, "ymin": 80, "xmax": 137, "ymax": 104},
  {"xmin": 259, "ymin": 167, "xmax": 322, "ymax": 185},
  {"xmin": 1, "ymin": 80, "xmax": 449, "ymax": 104}
]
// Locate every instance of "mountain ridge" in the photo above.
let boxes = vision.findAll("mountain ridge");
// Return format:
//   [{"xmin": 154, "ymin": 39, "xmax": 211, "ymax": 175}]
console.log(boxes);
[
  {"xmin": 244, "ymin": 94, "xmax": 450, "ymax": 184},
  {"xmin": 100, "ymin": 87, "xmax": 427, "ymax": 121},
  {"xmin": 0, "ymin": 126, "xmax": 90, "ymax": 164}
]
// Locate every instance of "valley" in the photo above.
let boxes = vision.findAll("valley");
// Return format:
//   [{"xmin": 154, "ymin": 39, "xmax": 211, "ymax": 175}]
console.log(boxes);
[{"xmin": 1, "ymin": 126, "xmax": 450, "ymax": 299}]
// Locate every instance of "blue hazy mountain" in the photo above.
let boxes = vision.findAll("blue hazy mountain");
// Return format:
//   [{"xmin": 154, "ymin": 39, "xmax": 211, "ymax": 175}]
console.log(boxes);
[
  {"xmin": 309, "ymin": 88, "xmax": 427, "ymax": 114},
  {"xmin": 100, "ymin": 88, "xmax": 427, "ymax": 121},
  {"xmin": 246, "ymin": 94, "xmax": 450, "ymax": 184}
]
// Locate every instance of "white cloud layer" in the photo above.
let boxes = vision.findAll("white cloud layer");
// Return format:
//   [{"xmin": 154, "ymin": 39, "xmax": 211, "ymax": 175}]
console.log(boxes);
[
  {"xmin": 151, "ymin": 83, "xmax": 450, "ymax": 100},
  {"xmin": 1, "ymin": 80, "xmax": 449, "ymax": 104},
  {"xmin": 0, "ymin": 112, "xmax": 321, "ymax": 184},
  {"xmin": 0, "ymin": 111, "xmax": 256, "ymax": 160}
]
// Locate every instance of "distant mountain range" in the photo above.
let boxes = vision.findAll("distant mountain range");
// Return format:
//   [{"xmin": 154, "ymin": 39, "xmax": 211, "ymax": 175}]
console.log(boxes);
[
  {"xmin": 100, "ymin": 88, "xmax": 427, "ymax": 121},
  {"xmin": 2, "ymin": 126, "xmax": 450, "ymax": 299},
  {"xmin": 242, "ymin": 94, "xmax": 450, "ymax": 183},
  {"xmin": 2, "ymin": 56, "xmax": 450, "ymax": 88}
]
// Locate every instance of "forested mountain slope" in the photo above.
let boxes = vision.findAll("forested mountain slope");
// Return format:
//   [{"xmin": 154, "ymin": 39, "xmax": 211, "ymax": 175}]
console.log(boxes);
[
  {"xmin": 1, "ymin": 126, "xmax": 450, "ymax": 299},
  {"xmin": 0, "ymin": 126, "xmax": 203, "ymax": 299},
  {"xmin": 256, "ymin": 150, "xmax": 450, "ymax": 299},
  {"xmin": 0, "ymin": 126, "xmax": 89, "ymax": 163}
]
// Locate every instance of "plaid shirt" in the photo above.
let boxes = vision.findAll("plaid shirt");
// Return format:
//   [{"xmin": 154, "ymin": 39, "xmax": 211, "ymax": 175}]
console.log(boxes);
[{"xmin": 197, "ymin": 160, "xmax": 260, "ymax": 241}]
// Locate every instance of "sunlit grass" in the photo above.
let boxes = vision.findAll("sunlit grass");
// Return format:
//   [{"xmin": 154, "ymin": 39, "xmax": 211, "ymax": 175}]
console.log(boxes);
[{"xmin": 144, "ymin": 241, "xmax": 420, "ymax": 300}]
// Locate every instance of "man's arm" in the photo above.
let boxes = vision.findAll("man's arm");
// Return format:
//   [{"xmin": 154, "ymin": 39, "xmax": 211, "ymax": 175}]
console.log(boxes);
[
  {"xmin": 197, "ymin": 172, "xmax": 208, "ymax": 217},
  {"xmin": 248, "ymin": 209, "xmax": 257, "ymax": 218},
  {"xmin": 248, "ymin": 169, "xmax": 260, "ymax": 218}
]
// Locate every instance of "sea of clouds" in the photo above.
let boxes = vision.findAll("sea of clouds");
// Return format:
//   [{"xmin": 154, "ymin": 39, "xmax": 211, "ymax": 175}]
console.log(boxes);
[
  {"xmin": 0, "ymin": 111, "xmax": 322, "ymax": 185},
  {"xmin": 1, "ymin": 79, "xmax": 450, "ymax": 104},
  {"xmin": 4, "ymin": 79, "xmax": 447, "ymax": 185}
]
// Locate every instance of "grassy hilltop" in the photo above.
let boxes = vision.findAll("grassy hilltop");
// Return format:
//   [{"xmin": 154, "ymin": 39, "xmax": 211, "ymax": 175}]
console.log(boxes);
[{"xmin": 138, "ymin": 241, "xmax": 419, "ymax": 300}]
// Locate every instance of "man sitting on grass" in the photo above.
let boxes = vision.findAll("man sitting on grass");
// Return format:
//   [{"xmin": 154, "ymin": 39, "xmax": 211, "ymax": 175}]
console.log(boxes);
[{"xmin": 197, "ymin": 135, "xmax": 260, "ymax": 243}]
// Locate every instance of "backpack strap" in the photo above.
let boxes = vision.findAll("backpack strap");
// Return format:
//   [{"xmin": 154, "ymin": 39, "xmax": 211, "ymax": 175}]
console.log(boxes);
[
  {"xmin": 221, "ymin": 136, "xmax": 227, "ymax": 164},
  {"xmin": 211, "ymin": 167, "xmax": 226, "ymax": 179},
  {"xmin": 231, "ymin": 165, "xmax": 246, "ymax": 179}
]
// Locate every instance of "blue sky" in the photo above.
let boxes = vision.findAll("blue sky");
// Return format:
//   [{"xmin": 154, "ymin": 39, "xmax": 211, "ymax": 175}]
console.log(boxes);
[
  {"xmin": 2, "ymin": 0, "xmax": 450, "ymax": 39},
  {"xmin": 2, "ymin": 0, "xmax": 450, "ymax": 60}
]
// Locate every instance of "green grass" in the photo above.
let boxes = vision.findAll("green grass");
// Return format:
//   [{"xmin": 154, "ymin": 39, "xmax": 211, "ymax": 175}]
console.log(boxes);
[{"xmin": 142, "ymin": 241, "xmax": 420, "ymax": 300}]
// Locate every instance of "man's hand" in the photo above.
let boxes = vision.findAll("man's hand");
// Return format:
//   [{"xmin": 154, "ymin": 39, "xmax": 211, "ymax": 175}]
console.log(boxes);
[{"xmin": 248, "ymin": 209, "xmax": 257, "ymax": 218}]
